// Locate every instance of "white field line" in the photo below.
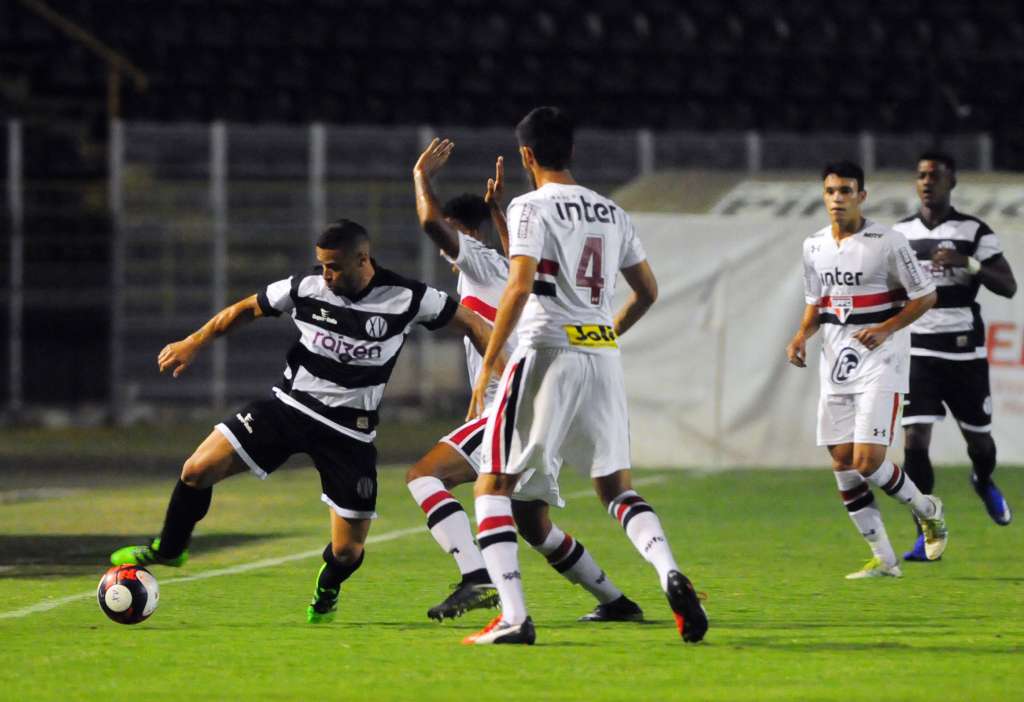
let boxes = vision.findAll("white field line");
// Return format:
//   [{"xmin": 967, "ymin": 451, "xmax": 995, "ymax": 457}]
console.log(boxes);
[{"xmin": 0, "ymin": 474, "xmax": 668, "ymax": 621}]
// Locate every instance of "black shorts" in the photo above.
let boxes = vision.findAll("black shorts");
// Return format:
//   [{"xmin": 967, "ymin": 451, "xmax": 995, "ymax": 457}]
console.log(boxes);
[
  {"xmin": 216, "ymin": 398, "xmax": 378, "ymax": 518},
  {"xmin": 902, "ymin": 356, "xmax": 992, "ymax": 433}
]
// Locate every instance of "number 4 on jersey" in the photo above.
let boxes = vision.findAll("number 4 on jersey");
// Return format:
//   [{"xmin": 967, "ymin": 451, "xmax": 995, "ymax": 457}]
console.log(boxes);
[{"xmin": 576, "ymin": 236, "xmax": 604, "ymax": 304}]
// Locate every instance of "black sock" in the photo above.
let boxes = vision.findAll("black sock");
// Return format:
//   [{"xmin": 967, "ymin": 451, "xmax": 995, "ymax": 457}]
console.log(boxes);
[
  {"xmin": 157, "ymin": 479, "xmax": 213, "ymax": 557},
  {"xmin": 461, "ymin": 567, "xmax": 490, "ymax": 585},
  {"xmin": 318, "ymin": 544, "xmax": 365, "ymax": 592},
  {"xmin": 903, "ymin": 449, "xmax": 933, "ymax": 536},
  {"xmin": 968, "ymin": 442, "xmax": 997, "ymax": 484}
]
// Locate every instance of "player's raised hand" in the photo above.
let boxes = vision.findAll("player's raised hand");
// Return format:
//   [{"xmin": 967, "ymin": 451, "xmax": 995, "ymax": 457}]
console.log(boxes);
[
  {"xmin": 484, "ymin": 156, "xmax": 505, "ymax": 208},
  {"xmin": 852, "ymin": 325, "xmax": 891, "ymax": 351},
  {"xmin": 158, "ymin": 339, "xmax": 199, "ymax": 378},
  {"xmin": 785, "ymin": 334, "xmax": 807, "ymax": 367},
  {"xmin": 931, "ymin": 248, "xmax": 968, "ymax": 269},
  {"xmin": 413, "ymin": 138, "xmax": 454, "ymax": 177}
]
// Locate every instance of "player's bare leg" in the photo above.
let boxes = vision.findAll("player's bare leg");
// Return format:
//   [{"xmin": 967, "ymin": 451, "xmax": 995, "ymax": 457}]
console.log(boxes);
[
  {"xmin": 406, "ymin": 443, "xmax": 498, "ymax": 620},
  {"xmin": 512, "ymin": 499, "xmax": 643, "ymax": 622},
  {"xmin": 595, "ymin": 469, "xmax": 707, "ymax": 643},
  {"xmin": 307, "ymin": 513, "xmax": 371, "ymax": 623},
  {"xmin": 110, "ymin": 429, "xmax": 247, "ymax": 567},
  {"xmin": 463, "ymin": 473, "xmax": 535, "ymax": 644}
]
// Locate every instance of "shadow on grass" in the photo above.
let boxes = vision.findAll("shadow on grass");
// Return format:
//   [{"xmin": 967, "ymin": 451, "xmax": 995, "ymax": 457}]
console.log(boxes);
[
  {"xmin": 724, "ymin": 638, "xmax": 1022, "ymax": 655},
  {"xmin": 0, "ymin": 533, "xmax": 279, "ymax": 578}
]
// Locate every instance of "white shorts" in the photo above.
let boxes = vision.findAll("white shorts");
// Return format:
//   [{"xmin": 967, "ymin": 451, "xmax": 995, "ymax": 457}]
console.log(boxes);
[
  {"xmin": 440, "ymin": 415, "xmax": 488, "ymax": 470},
  {"xmin": 479, "ymin": 346, "xmax": 631, "ymax": 506},
  {"xmin": 817, "ymin": 389, "xmax": 902, "ymax": 447}
]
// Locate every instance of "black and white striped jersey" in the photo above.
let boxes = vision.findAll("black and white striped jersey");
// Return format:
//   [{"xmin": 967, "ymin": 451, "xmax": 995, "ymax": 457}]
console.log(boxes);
[
  {"xmin": 892, "ymin": 209, "xmax": 1003, "ymax": 361},
  {"xmin": 256, "ymin": 262, "xmax": 458, "ymax": 442}
]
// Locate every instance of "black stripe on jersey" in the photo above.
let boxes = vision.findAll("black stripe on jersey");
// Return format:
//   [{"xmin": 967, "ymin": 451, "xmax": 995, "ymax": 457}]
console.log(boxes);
[
  {"xmin": 532, "ymin": 281, "xmax": 556, "ymax": 297},
  {"xmin": 908, "ymin": 238, "xmax": 975, "ymax": 258},
  {"xmin": 276, "ymin": 388, "xmax": 380, "ymax": 432},
  {"xmin": 420, "ymin": 295, "xmax": 458, "ymax": 331},
  {"xmin": 426, "ymin": 502, "xmax": 464, "ymax": 529},
  {"xmin": 256, "ymin": 290, "xmax": 282, "ymax": 317},
  {"xmin": 934, "ymin": 286, "xmax": 978, "ymax": 309},
  {"xmin": 286, "ymin": 344, "xmax": 401, "ymax": 388},
  {"xmin": 293, "ymin": 297, "xmax": 419, "ymax": 342},
  {"xmin": 818, "ymin": 308, "xmax": 900, "ymax": 326},
  {"xmin": 911, "ymin": 329, "xmax": 985, "ymax": 354}
]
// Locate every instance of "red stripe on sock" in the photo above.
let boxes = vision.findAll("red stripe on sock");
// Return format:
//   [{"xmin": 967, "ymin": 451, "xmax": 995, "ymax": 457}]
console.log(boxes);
[
  {"xmin": 478, "ymin": 515, "xmax": 515, "ymax": 532},
  {"xmin": 420, "ymin": 490, "xmax": 454, "ymax": 514},
  {"xmin": 840, "ymin": 483, "xmax": 870, "ymax": 502},
  {"xmin": 883, "ymin": 465, "xmax": 902, "ymax": 492},
  {"xmin": 546, "ymin": 533, "xmax": 574, "ymax": 563}
]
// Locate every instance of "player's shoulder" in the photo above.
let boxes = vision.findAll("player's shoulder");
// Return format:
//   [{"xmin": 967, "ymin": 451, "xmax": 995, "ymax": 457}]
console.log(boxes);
[
  {"xmin": 370, "ymin": 264, "xmax": 428, "ymax": 294},
  {"xmin": 292, "ymin": 272, "xmax": 326, "ymax": 298},
  {"xmin": 892, "ymin": 212, "xmax": 919, "ymax": 230},
  {"xmin": 946, "ymin": 208, "xmax": 994, "ymax": 235},
  {"xmin": 804, "ymin": 225, "xmax": 830, "ymax": 246}
]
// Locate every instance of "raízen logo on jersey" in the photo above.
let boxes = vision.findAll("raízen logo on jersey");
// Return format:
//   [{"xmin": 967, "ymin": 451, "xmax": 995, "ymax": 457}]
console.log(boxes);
[
  {"xmin": 830, "ymin": 346, "xmax": 862, "ymax": 384},
  {"xmin": 312, "ymin": 330, "xmax": 382, "ymax": 362}
]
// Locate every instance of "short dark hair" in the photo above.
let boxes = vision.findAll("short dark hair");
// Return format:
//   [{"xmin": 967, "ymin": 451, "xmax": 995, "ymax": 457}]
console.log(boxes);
[
  {"xmin": 822, "ymin": 160, "xmax": 865, "ymax": 191},
  {"xmin": 515, "ymin": 106, "xmax": 574, "ymax": 170},
  {"xmin": 917, "ymin": 151, "xmax": 956, "ymax": 174},
  {"xmin": 317, "ymin": 219, "xmax": 369, "ymax": 249},
  {"xmin": 442, "ymin": 194, "xmax": 491, "ymax": 231}
]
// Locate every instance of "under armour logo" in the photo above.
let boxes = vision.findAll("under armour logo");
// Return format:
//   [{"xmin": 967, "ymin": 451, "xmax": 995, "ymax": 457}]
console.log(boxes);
[
  {"xmin": 810, "ymin": 244, "xmax": 821, "ymax": 253},
  {"xmin": 873, "ymin": 428, "xmax": 886, "ymax": 437},
  {"xmin": 448, "ymin": 547, "xmax": 460, "ymax": 555},
  {"xmin": 502, "ymin": 570, "xmax": 521, "ymax": 581},
  {"xmin": 596, "ymin": 570, "xmax": 607, "ymax": 584},
  {"xmin": 237, "ymin": 412, "xmax": 254, "ymax": 434}
]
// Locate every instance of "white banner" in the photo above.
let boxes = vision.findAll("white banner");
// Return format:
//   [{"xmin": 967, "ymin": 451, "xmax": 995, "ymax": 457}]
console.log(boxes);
[{"xmin": 620, "ymin": 213, "xmax": 1024, "ymax": 468}]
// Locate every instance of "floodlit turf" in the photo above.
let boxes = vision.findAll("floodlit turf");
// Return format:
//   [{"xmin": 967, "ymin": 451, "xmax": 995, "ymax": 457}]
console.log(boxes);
[{"xmin": 1, "ymin": 465, "xmax": 1021, "ymax": 701}]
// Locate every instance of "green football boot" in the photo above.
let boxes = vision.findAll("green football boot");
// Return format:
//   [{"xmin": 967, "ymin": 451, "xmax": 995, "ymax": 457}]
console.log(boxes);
[
  {"xmin": 306, "ymin": 563, "xmax": 340, "ymax": 624},
  {"xmin": 110, "ymin": 538, "xmax": 189, "ymax": 567}
]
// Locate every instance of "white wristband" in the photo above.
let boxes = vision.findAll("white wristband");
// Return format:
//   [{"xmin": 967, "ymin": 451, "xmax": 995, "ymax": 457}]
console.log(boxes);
[{"xmin": 965, "ymin": 256, "xmax": 981, "ymax": 274}]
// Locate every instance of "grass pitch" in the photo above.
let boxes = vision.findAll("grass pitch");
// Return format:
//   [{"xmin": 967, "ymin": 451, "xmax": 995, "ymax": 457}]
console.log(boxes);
[{"xmin": 1, "ymin": 463, "xmax": 1021, "ymax": 701}]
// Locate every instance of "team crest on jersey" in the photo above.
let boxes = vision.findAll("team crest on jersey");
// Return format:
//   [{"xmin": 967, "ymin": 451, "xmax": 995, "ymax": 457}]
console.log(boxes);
[
  {"xmin": 831, "ymin": 347, "xmax": 862, "ymax": 384},
  {"xmin": 938, "ymin": 240, "xmax": 956, "ymax": 250},
  {"xmin": 365, "ymin": 315, "xmax": 388, "ymax": 338},
  {"xmin": 828, "ymin": 296, "xmax": 854, "ymax": 323}
]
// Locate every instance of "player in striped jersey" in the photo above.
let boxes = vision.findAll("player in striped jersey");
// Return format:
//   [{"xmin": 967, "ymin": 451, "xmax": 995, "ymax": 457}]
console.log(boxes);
[
  {"xmin": 463, "ymin": 107, "xmax": 707, "ymax": 645},
  {"xmin": 110, "ymin": 219, "xmax": 495, "ymax": 623},
  {"xmin": 893, "ymin": 153, "xmax": 1017, "ymax": 560},
  {"xmin": 787, "ymin": 161, "xmax": 947, "ymax": 580},
  {"xmin": 405, "ymin": 138, "xmax": 643, "ymax": 624}
]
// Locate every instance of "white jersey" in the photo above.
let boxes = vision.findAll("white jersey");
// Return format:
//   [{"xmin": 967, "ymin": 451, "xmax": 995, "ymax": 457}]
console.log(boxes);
[
  {"xmin": 802, "ymin": 219, "xmax": 936, "ymax": 395},
  {"xmin": 442, "ymin": 232, "xmax": 516, "ymax": 403},
  {"xmin": 892, "ymin": 209, "xmax": 1004, "ymax": 360},
  {"xmin": 506, "ymin": 183, "xmax": 646, "ymax": 354}
]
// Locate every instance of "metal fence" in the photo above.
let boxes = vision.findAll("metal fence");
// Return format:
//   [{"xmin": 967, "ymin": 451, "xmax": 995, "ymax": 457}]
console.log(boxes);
[{"xmin": 2, "ymin": 120, "xmax": 997, "ymax": 420}]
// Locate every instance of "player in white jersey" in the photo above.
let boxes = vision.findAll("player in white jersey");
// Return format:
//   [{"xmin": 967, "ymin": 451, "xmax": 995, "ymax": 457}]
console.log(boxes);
[
  {"xmin": 405, "ymin": 138, "xmax": 644, "ymax": 624},
  {"xmin": 786, "ymin": 161, "xmax": 948, "ymax": 580},
  {"xmin": 893, "ymin": 153, "xmax": 1017, "ymax": 560},
  {"xmin": 462, "ymin": 107, "xmax": 708, "ymax": 645}
]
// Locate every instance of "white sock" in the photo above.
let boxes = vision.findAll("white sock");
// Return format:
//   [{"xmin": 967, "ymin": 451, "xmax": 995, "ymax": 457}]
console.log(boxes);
[
  {"xmin": 608, "ymin": 490, "xmax": 679, "ymax": 590},
  {"xmin": 535, "ymin": 525, "xmax": 622, "ymax": 604},
  {"xmin": 835, "ymin": 470, "xmax": 896, "ymax": 567},
  {"xmin": 407, "ymin": 477, "xmax": 486, "ymax": 576},
  {"xmin": 866, "ymin": 461, "xmax": 935, "ymax": 518},
  {"xmin": 475, "ymin": 494, "xmax": 527, "ymax": 625}
]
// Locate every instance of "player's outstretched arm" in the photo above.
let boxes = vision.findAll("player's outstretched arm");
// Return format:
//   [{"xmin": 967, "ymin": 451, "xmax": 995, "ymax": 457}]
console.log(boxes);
[
  {"xmin": 786, "ymin": 304, "xmax": 820, "ymax": 368},
  {"xmin": 467, "ymin": 255, "xmax": 536, "ymax": 419},
  {"xmin": 614, "ymin": 260, "xmax": 658, "ymax": 337},
  {"xmin": 413, "ymin": 138, "xmax": 461, "ymax": 259},
  {"xmin": 158, "ymin": 294, "xmax": 264, "ymax": 377},
  {"xmin": 852, "ymin": 291, "xmax": 937, "ymax": 351},
  {"xmin": 484, "ymin": 156, "xmax": 510, "ymax": 256}
]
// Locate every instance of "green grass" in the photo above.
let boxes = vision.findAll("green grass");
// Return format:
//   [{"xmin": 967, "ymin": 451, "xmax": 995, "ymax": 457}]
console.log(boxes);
[{"xmin": 1, "ymin": 464, "xmax": 1022, "ymax": 701}]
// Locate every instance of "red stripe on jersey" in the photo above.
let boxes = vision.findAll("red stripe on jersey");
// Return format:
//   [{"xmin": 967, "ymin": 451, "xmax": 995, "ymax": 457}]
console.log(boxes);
[
  {"xmin": 478, "ymin": 515, "xmax": 515, "ymax": 532},
  {"xmin": 461, "ymin": 296, "xmax": 497, "ymax": 322},
  {"xmin": 450, "ymin": 417, "xmax": 487, "ymax": 445},
  {"xmin": 537, "ymin": 259, "xmax": 560, "ymax": 275},
  {"xmin": 818, "ymin": 289, "xmax": 909, "ymax": 308},
  {"xmin": 420, "ymin": 490, "xmax": 454, "ymax": 514}
]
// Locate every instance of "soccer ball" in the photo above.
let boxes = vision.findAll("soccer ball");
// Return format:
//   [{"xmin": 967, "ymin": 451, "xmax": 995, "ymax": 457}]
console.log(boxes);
[{"xmin": 97, "ymin": 564, "xmax": 160, "ymax": 624}]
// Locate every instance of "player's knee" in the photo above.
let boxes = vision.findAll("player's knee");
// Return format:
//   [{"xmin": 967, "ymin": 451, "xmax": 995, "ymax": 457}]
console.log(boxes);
[
  {"xmin": 180, "ymin": 455, "xmax": 217, "ymax": 489},
  {"xmin": 852, "ymin": 454, "xmax": 883, "ymax": 475},
  {"xmin": 330, "ymin": 542, "xmax": 363, "ymax": 566},
  {"xmin": 517, "ymin": 521, "xmax": 548, "ymax": 547},
  {"xmin": 405, "ymin": 462, "xmax": 430, "ymax": 484},
  {"xmin": 904, "ymin": 425, "xmax": 931, "ymax": 451},
  {"xmin": 965, "ymin": 433, "xmax": 995, "ymax": 461}
]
